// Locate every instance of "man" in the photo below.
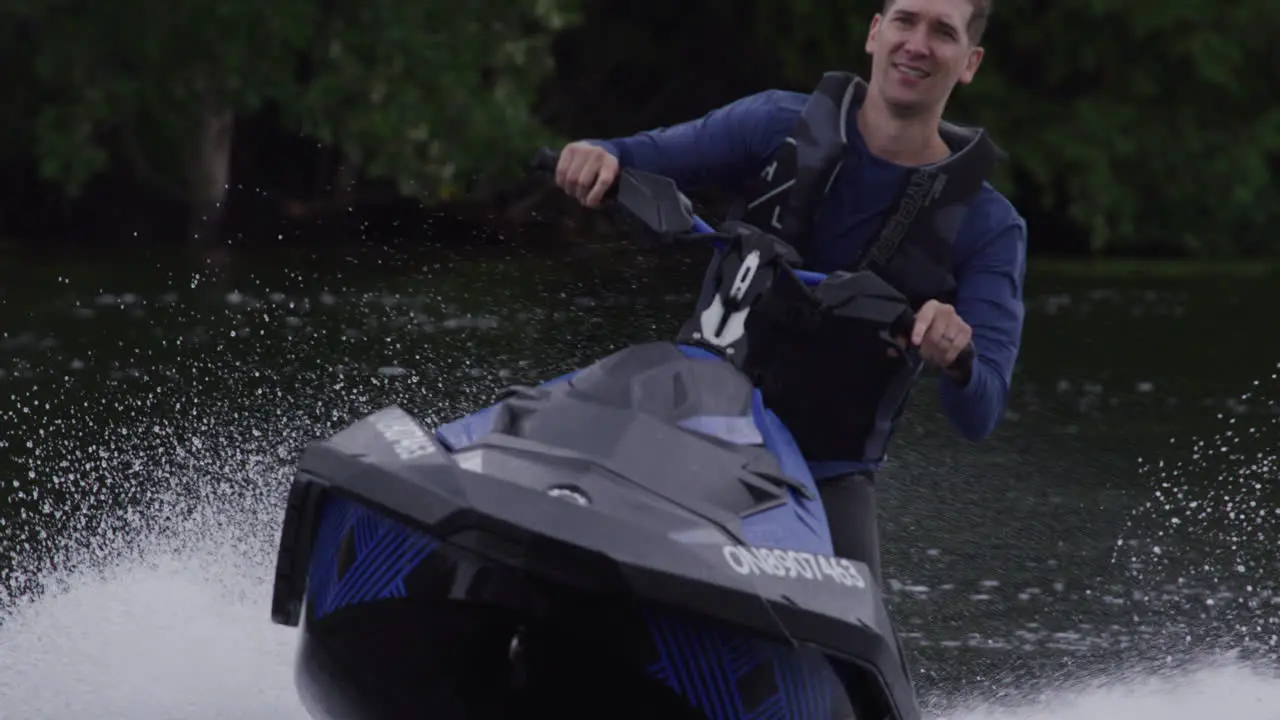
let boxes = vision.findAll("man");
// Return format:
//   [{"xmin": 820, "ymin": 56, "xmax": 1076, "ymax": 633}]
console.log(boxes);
[{"xmin": 551, "ymin": 0, "xmax": 1025, "ymax": 581}]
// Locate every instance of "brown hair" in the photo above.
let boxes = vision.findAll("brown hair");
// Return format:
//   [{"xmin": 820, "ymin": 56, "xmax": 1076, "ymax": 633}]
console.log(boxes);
[{"xmin": 881, "ymin": 0, "xmax": 992, "ymax": 44}]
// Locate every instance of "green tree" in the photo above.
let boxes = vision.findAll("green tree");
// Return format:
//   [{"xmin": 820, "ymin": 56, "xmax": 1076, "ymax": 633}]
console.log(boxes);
[
  {"xmin": 0, "ymin": 0, "xmax": 579, "ymax": 229},
  {"xmin": 286, "ymin": 0, "xmax": 579, "ymax": 201}
]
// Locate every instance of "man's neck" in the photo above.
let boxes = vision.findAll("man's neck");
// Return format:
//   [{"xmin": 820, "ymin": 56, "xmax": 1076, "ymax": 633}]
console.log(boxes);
[{"xmin": 856, "ymin": 96, "xmax": 951, "ymax": 167}]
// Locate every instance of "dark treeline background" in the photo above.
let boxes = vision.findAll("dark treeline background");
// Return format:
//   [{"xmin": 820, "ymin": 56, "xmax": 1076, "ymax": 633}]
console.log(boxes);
[{"xmin": 1, "ymin": 0, "xmax": 1277, "ymax": 258}]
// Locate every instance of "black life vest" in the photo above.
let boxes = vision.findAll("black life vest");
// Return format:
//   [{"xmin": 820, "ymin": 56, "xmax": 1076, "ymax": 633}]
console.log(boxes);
[{"xmin": 676, "ymin": 71, "xmax": 1004, "ymax": 464}]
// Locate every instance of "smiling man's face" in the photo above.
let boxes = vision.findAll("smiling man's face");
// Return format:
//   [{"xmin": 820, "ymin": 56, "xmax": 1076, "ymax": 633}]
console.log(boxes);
[{"xmin": 865, "ymin": 0, "xmax": 986, "ymax": 119}]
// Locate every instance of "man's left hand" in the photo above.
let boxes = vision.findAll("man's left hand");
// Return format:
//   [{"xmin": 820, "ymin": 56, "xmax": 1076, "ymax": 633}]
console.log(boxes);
[{"xmin": 911, "ymin": 300, "xmax": 972, "ymax": 375}]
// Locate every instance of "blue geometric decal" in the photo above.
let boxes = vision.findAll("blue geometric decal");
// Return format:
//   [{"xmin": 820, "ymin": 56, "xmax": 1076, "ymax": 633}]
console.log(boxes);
[
  {"xmin": 308, "ymin": 497, "xmax": 440, "ymax": 620},
  {"xmin": 644, "ymin": 610, "xmax": 848, "ymax": 720}
]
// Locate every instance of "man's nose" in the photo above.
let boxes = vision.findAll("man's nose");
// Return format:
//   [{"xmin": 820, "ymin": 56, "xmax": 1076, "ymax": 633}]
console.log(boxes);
[{"xmin": 900, "ymin": 25, "xmax": 930, "ymax": 56}]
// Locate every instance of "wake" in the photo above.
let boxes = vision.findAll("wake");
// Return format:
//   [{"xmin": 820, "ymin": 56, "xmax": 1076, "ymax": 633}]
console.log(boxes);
[{"xmin": 2, "ymin": 535, "xmax": 1276, "ymax": 719}]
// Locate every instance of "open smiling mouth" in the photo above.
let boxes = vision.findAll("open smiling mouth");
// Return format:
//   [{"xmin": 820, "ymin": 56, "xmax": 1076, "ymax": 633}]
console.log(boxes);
[{"xmin": 892, "ymin": 63, "xmax": 930, "ymax": 79}]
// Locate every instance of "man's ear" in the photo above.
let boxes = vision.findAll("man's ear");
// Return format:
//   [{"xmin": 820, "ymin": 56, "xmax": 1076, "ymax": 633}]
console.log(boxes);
[
  {"xmin": 866, "ymin": 13, "xmax": 883, "ymax": 55},
  {"xmin": 958, "ymin": 45, "xmax": 984, "ymax": 84}
]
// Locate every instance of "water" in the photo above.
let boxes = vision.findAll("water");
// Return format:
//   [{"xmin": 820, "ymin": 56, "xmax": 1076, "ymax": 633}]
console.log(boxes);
[
  {"xmin": 1, "ymin": 236, "xmax": 1278, "ymax": 718},
  {"xmin": 0, "ymin": 545, "xmax": 303, "ymax": 718}
]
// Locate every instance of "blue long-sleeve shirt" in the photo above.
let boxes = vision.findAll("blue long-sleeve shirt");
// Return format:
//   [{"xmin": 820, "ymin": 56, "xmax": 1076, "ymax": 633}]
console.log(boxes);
[{"xmin": 588, "ymin": 90, "xmax": 1027, "ymax": 474}]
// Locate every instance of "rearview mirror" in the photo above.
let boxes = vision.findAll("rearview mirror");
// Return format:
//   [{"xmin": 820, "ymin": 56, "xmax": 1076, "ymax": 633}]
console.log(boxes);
[
  {"xmin": 609, "ymin": 168, "xmax": 698, "ymax": 240},
  {"xmin": 531, "ymin": 147, "xmax": 698, "ymax": 241}
]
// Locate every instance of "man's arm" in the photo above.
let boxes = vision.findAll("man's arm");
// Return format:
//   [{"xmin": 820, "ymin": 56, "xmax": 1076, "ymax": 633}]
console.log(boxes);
[
  {"xmin": 586, "ymin": 90, "xmax": 803, "ymax": 193},
  {"xmin": 938, "ymin": 208, "xmax": 1028, "ymax": 441}
]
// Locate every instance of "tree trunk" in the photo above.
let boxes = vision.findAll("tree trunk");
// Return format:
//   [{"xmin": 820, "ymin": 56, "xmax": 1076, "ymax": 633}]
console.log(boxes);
[{"xmin": 187, "ymin": 92, "xmax": 235, "ymax": 244}]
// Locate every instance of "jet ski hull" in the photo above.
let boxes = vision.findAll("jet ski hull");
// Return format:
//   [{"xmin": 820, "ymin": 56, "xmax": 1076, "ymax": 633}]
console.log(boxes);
[{"xmin": 270, "ymin": 342, "xmax": 920, "ymax": 720}]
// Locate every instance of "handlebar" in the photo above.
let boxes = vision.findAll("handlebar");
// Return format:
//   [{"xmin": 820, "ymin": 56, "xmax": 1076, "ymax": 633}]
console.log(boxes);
[
  {"xmin": 532, "ymin": 148, "xmax": 828, "ymax": 288},
  {"xmin": 531, "ymin": 147, "xmax": 974, "ymax": 375}
]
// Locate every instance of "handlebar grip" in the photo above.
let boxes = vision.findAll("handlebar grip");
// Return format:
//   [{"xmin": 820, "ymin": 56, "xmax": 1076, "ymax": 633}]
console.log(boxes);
[
  {"xmin": 950, "ymin": 342, "xmax": 975, "ymax": 375},
  {"xmin": 892, "ymin": 309, "xmax": 976, "ymax": 374},
  {"xmin": 530, "ymin": 145, "xmax": 626, "ymax": 206},
  {"xmin": 531, "ymin": 147, "xmax": 560, "ymax": 174}
]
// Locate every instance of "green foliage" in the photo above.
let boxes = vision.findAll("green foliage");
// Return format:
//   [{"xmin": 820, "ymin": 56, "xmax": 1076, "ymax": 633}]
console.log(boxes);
[
  {"xmin": 0, "ymin": 0, "xmax": 316, "ymax": 195},
  {"xmin": 2, "ymin": 0, "xmax": 1277, "ymax": 257},
  {"xmin": 757, "ymin": 0, "xmax": 1280, "ymax": 257},
  {"xmin": 0, "ymin": 0, "xmax": 579, "ymax": 199},
  {"xmin": 285, "ymin": 0, "xmax": 579, "ymax": 199}
]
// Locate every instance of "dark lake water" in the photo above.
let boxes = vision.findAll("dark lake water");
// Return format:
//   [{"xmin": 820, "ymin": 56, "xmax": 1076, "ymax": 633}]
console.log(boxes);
[{"xmin": 1, "ymin": 235, "xmax": 1277, "ymax": 718}]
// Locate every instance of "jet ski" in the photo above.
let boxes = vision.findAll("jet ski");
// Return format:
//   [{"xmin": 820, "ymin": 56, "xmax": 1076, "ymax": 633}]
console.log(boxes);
[{"xmin": 269, "ymin": 149, "xmax": 969, "ymax": 719}]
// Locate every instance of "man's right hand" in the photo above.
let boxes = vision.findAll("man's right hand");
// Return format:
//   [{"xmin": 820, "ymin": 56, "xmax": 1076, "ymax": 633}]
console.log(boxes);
[{"xmin": 555, "ymin": 141, "xmax": 619, "ymax": 208}]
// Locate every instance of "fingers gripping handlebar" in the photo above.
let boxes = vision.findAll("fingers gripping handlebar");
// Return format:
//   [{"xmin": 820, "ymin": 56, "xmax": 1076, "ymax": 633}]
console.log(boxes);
[
  {"xmin": 531, "ymin": 147, "xmax": 563, "ymax": 174},
  {"xmin": 531, "ymin": 146, "xmax": 975, "ymax": 375}
]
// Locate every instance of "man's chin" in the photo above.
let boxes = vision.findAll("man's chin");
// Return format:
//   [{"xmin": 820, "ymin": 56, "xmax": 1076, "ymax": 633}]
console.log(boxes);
[{"xmin": 882, "ymin": 93, "xmax": 933, "ymax": 120}]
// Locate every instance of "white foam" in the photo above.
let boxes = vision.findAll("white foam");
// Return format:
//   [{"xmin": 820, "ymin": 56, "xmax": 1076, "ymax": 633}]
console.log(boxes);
[
  {"xmin": 936, "ymin": 659, "xmax": 1279, "ymax": 720},
  {"xmin": 0, "ymin": 541, "xmax": 307, "ymax": 719}
]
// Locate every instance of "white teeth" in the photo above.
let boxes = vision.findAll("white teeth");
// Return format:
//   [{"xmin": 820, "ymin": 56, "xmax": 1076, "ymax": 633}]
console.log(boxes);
[{"xmin": 894, "ymin": 63, "xmax": 928, "ymax": 79}]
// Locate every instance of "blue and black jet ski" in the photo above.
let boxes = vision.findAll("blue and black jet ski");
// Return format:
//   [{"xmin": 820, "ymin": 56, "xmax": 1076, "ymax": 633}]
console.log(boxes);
[{"xmin": 269, "ymin": 149, "xmax": 972, "ymax": 719}]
